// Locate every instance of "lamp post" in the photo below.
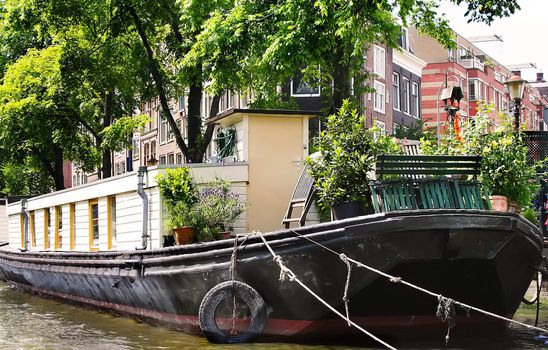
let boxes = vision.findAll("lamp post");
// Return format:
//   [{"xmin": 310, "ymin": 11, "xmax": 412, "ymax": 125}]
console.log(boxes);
[
  {"xmin": 504, "ymin": 75, "xmax": 527, "ymax": 129},
  {"xmin": 440, "ymin": 86, "xmax": 464, "ymax": 123}
]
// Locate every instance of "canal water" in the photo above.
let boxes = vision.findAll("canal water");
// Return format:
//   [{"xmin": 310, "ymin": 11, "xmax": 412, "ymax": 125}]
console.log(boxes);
[{"xmin": 0, "ymin": 280, "xmax": 547, "ymax": 350}]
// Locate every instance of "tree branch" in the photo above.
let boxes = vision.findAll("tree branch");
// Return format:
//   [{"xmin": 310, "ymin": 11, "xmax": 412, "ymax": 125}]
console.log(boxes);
[{"xmin": 127, "ymin": 5, "xmax": 191, "ymax": 160}]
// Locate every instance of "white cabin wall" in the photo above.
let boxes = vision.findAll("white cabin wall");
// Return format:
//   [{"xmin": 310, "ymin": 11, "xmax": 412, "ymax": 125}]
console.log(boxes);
[
  {"xmin": 8, "ymin": 214, "xmax": 21, "ymax": 249},
  {"xmin": 74, "ymin": 201, "xmax": 89, "ymax": 251},
  {"xmin": 60, "ymin": 204, "xmax": 70, "ymax": 250},
  {"xmin": 98, "ymin": 197, "xmax": 108, "ymax": 250},
  {"xmin": 114, "ymin": 191, "xmax": 144, "ymax": 250},
  {"xmin": 0, "ymin": 203, "xmax": 8, "ymax": 242},
  {"xmin": 34, "ymin": 209, "xmax": 45, "ymax": 250},
  {"xmin": 148, "ymin": 187, "xmax": 161, "ymax": 249}
]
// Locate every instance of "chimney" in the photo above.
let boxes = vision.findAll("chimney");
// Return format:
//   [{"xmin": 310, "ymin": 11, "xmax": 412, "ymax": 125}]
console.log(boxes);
[
  {"xmin": 512, "ymin": 70, "xmax": 522, "ymax": 77},
  {"xmin": 537, "ymin": 72, "xmax": 545, "ymax": 82}
]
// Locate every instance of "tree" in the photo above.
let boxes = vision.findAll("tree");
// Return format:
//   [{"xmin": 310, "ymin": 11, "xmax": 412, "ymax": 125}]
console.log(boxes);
[
  {"xmin": 0, "ymin": 46, "xmax": 97, "ymax": 190},
  {"xmin": 187, "ymin": 0, "xmax": 520, "ymax": 112}
]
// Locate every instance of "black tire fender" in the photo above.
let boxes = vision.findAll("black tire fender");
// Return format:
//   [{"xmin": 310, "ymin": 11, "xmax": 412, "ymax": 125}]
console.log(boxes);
[{"xmin": 198, "ymin": 280, "xmax": 267, "ymax": 343}]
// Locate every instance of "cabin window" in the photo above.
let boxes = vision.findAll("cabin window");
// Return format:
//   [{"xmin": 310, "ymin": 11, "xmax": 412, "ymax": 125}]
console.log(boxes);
[
  {"xmin": 107, "ymin": 196, "xmax": 117, "ymax": 250},
  {"xmin": 55, "ymin": 206, "xmax": 62, "ymax": 250},
  {"xmin": 89, "ymin": 199, "xmax": 99, "ymax": 251},
  {"xmin": 29, "ymin": 211, "xmax": 36, "ymax": 247},
  {"xmin": 44, "ymin": 208, "xmax": 51, "ymax": 250},
  {"xmin": 70, "ymin": 204, "xmax": 76, "ymax": 250}
]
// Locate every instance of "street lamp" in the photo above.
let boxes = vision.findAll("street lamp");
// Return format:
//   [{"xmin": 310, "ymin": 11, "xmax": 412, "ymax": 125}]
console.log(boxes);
[
  {"xmin": 440, "ymin": 86, "xmax": 464, "ymax": 122},
  {"xmin": 504, "ymin": 75, "xmax": 527, "ymax": 129}
]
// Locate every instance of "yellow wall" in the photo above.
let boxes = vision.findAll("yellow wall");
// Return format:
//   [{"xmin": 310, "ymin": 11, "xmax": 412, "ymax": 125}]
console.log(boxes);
[{"xmin": 244, "ymin": 113, "xmax": 308, "ymax": 232}]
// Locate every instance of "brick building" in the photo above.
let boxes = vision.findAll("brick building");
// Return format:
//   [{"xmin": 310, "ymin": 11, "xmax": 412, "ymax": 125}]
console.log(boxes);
[{"xmin": 409, "ymin": 28, "xmax": 546, "ymax": 133}]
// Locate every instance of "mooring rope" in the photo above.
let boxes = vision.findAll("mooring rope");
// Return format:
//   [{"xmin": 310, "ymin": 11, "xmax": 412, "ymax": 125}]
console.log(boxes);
[
  {"xmin": 287, "ymin": 229, "xmax": 548, "ymax": 336},
  {"xmin": 255, "ymin": 231, "xmax": 397, "ymax": 350},
  {"xmin": 340, "ymin": 253, "xmax": 353, "ymax": 327}
]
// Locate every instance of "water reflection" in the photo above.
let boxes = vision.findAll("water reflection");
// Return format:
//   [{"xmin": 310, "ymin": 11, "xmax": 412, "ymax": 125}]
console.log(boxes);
[{"xmin": 0, "ymin": 281, "xmax": 546, "ymax": 349}]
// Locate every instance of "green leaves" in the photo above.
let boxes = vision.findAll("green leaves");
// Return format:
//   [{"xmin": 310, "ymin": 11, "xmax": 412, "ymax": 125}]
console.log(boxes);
[
  {"xmin": 307, "ymin": 100, "xmax": 401, "ymax": 210},
  {"xmin": 421, "ymin": 103, "xmax": 540, "ymax": 208}
]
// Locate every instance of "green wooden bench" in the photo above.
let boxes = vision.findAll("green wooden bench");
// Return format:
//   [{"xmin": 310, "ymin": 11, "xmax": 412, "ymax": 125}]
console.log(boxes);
[{"xmin": 371, "ymin": 155, "xmax": 492, "ymax": 213}]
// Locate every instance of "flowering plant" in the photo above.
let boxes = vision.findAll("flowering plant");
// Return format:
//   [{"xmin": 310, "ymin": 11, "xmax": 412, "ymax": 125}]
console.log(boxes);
[
  {"xmin": 421, "ymin": 103, "xmax": 540, "ymax": 208},
  {"xmin": 194, "ymin": 178, "xmax": 250, "ymax": 241}
]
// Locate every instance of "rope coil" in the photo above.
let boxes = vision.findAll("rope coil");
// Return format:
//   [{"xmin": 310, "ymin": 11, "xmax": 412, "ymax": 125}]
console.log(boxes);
[{"xmin": 436, "ymin": 295, "xmax": 456, "ymax": 345}]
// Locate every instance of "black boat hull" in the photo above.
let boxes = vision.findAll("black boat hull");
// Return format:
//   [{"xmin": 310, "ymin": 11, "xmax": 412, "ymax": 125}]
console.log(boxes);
[{"xmin": 0, "ymin": 210, "xmax": 542, "ymax": 340}]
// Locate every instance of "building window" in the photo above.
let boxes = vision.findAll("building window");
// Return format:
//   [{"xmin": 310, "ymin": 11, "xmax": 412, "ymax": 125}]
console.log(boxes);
[
  {"xmin": 89, "ymin": 199, "xmax": 99, "ymax": 251},
  {"xmin": 132, "ymin": 137, "xmax": 140, "ymax": 160},
  {"xmin": 167, "ymin": 153, "xmax": 175, "ymax": 165},
  {"xmin": 160, "ymin": 118, "xmax": 168, "ymax": 144},
  {"xmin": 399, "ymin": 28, "xmax": 409, "ymax": 51},
  {"xmin": 374, "ymin": 120, "xmax": 386, "ymax": 137},
  {"xmin": 373, "ymin": 81, "xmax": 385, "ymax": 114},
  {"xmin": 392, "ymin": 73, "xmax": 400, "ymax": 111},
  {"xmin": 108, "ymin": 196, "xmax": 116, "ymax": 250},
  {"xmin": 411, "ymin": 82, "xmax": 419, "ymax": 118},
  {"xmin": 44, "ymin": 208, "xmax": 51, "ymax": 250},
  {"xmin": 55, "ymin": 206, "xmax": 62, "ymax": 250},
  {"xmin": 70, "ymin": 204, "xmax": 75, "ymax": 250},
  {"xmin": 403, "ymin": 78, "xmax": 410, "ymax": 114},
  {"xmin": 227, "ymin": 90, "xmax": 234, "ymax": 109},
  {"xmin": 29, "ymin": 211, "xmax": 36, "ymax": 247},
  {"xmin": 176, "ymin": 153, "xmax": 183, "ymax": 164},
  {"xmin": 291, "ymin": 68, "xmax": 321, "ymax": 96},
  {"xmin": 458, "ymin": 46, "xmax": 471, "ymax": 61},
  {"xmin": 179, "ymin": 95, "xmax": 185, "ymax": 112},
  {"xmin": 373, "ymin": 46, "xmax": 385, "ymax": 78},
  {"xmin": 448, "ymin": 48, "xmax": 456, "ymax": 61},
  {"xmin": 159, "ymin": 155, "xmax": 167, "ymax": 165}
]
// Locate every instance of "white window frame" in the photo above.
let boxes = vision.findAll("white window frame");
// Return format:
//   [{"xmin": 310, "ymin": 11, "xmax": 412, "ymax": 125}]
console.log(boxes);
[
  {"xmin": 392, "ymin": 73, "xmax": 400, "ymax": 111},
  {"xmin": 132, "ymin": 137, "xmax": 140, "ymax": 160},
  {"xmin": 290, "ymin": 68, "xmax": 321, "ymax": 97},
  {"xmin": 373, "ymin": 46, "xmax": 385, "ymax": 79},
  {"xmin": 411, "ymin": 82, "xmax": 419, "ymax": 118},
  {"xmin": 159, "ymin": 118, "xmax": 167, "ymax": 145},
  {"xmin": 399, "ymin": 28, "xmax": 409, "ymax": 51},
  {"xmin": 403, "ymin": 77, "xmax": 410, "ymax": 115},
  {"xmin": 373, "ymin": 80, "xmax": 386, "ymax": 114}
]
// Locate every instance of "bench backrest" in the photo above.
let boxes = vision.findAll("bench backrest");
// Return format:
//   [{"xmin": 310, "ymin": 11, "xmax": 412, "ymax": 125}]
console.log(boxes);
[
  {"xmin": 375, "ymin": 155, "xmax": 481, "ymax": 180},
  {"xmin": 371, "ymin": 154, "xmax": 490, "ymax": 213}
]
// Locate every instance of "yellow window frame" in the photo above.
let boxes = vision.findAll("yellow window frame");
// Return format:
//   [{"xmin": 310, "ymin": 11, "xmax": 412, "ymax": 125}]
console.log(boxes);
[
  {"xmin": 88, "ymin": 199, "xmax": 99, "ymax": 251},
  {"xmin": 69, "ymin": 204, "xmax": 75, "ymax": 250},
  {"xmin": 29, "ymin": 211, "xmax": 36, "ymax": 248},
  {"xmin": 54, "ymin": 206, "xmax": 61, "ymax": 250},
  {"xmin": 19, "ymin": 213, "xmax": 24, "ymax": 248},
  {"xmin": 44, "ymin": 208, "xmax": 50, "ymax": 250},
  {"xmin": 107, "ymin": 196, "xmax": 116, "ymax": 250}
]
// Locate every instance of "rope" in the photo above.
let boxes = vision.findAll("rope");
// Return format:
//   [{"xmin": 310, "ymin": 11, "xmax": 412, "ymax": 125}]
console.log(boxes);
[
  {"xmin": 287, "ymin": 229, "xmax": 548, "ymax": 336},
  {"xmin": 436, "ymin": 296, "xmax": 456, "ymax": 345},
  {"xmin": 255, "ymin": 231, "xmax": 397, "ymax": 350},
  {"xmin": 228, "ymin": 234, "xmax": 250, "ymax": 335},
  {"xmin": 340, "ymin": 253, "xmax": 352, "ymax": 326}
]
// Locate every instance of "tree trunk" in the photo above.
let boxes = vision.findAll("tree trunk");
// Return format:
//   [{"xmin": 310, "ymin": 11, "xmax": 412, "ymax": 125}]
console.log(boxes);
[
  {"xmin": 128, "ymin": 6, "xmax": 191, "ymax": 160},
  {"xmin": 101, "ymin": 90, "xmax": 113, "ymax": 178},
  {"xmin": 332, "ymin": 53, "xmax": 351, "ymax": 113},
  {"xmin": 53, "ymin": 147, "xmax": 65, "ymax": 191},
  {"xmin": 186, "ymin": 77, "xmax": 202, "ymax": 163},
  {"xmin": 193, "ymin": 94, "xmax": 221, "ymax": 162}
]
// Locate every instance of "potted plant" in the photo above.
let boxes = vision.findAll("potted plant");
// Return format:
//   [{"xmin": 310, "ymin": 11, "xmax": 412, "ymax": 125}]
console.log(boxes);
[
  {"xmin": 306, "ymin": 100, "xmax": 401, "ymax": 219},
  {"xmin": 421, "ymin": 103, "xmax": 541, "ymax": 211},
  {"xmin": 156, "ymin": 167, "xmax": 199, "ymax": 244},
  {"xmin": 193, "ymin": 178, "xmax": 250, "ymax": 241},
  {"xmin": 194, "ymin": 178, "xmax": 250, "ymax": 241}
]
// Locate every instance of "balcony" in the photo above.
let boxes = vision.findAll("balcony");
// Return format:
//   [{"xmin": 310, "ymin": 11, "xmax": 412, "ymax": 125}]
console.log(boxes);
[{"xmin": 459, "ymin": 56, "xmax": 485, "ymax": 71}]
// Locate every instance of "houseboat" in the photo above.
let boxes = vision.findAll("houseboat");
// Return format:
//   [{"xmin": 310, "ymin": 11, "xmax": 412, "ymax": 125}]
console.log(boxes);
[{"xmin": 0, "ymin": 110, "xmax": 543, "ymax": 344}]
